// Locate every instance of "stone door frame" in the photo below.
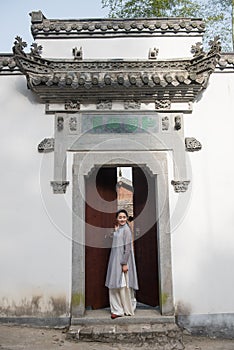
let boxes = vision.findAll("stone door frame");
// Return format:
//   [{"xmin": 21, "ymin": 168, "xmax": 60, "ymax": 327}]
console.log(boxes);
[{"xmin": 71, "ymin": 150, "xmax": 174, "ymax": 318}]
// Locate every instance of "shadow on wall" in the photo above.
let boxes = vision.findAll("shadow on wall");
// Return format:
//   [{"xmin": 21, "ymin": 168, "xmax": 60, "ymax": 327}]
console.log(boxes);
[{"xmin": 14, "ymin": 77, "xmax": 41, "ymax": 104}]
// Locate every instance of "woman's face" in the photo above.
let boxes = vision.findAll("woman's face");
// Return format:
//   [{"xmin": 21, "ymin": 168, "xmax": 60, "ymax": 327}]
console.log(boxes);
[{"xmin": 117, "ymin": 212, "xmax": 127, "ymax": 226}]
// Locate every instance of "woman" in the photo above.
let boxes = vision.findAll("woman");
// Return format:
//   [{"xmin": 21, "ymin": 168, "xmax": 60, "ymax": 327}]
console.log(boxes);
[{"xmin": 105, "ymin": 209, "xmax": 139, "ymax": 319}]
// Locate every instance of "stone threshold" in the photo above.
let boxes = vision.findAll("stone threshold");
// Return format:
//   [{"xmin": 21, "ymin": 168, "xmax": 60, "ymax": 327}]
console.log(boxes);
[{"xmin": 71, "ymin": 308, "xmax": 175, "ymax": 325}]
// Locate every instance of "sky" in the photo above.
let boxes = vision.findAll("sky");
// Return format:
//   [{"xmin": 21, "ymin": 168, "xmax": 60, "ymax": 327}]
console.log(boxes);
[
  {"xmin": 1, "ymin": 1, "xmax": 232, "ymax": 53},
  {"xmin": 0, "ymin": 0, "xmax": 109, "ymax": 53},
  {"xmin": 0, "ymin": 0, "xmax": 132, "ymax": 180}
]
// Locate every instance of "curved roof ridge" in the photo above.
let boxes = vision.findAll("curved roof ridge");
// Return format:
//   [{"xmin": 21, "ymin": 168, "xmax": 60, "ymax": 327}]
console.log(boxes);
[{"xmin": 30, "ymin": 11, "xmax": 205, "ymax": 39}]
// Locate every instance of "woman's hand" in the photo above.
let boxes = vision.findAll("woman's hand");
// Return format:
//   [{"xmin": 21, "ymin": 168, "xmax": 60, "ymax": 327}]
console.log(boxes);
[
  {"xmin": 122, "ymin": 264, "xmax": 128, "ymax": 273},
  {"xmin": 114, "ymin": 224, "xmax": 119, "ymax": 231}
]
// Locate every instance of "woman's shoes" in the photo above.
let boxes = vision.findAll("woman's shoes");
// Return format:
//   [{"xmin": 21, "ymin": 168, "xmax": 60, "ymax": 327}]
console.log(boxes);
[{"xmin": 111, "ymin": 313, "xmax": 122, "ymax": 319}]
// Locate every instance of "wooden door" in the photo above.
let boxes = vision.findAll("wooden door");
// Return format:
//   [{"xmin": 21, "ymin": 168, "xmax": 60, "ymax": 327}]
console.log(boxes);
[
  {"xmin": 85, "ymin": 167, "xmax": 117, "ymax": 309},
  {"xmin": 133, "ymin": 166, "xmax": 159, "ymax": 307}
]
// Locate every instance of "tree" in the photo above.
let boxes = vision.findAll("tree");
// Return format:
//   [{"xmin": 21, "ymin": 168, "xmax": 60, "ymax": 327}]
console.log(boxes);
[
  {"xmin": 198, "ymin": 0, "xmax": 232, "ymax": 52},
  {"xmin": 102, "ymin": 0, "xmax": 200, "ymax": 18},
  {"xmin": 209, "ymin": 0, "xmax": 233, "ymax": 51},
  {"xmin": 102, "ymin": 0, "xmax": 233, "ymax": 51}
]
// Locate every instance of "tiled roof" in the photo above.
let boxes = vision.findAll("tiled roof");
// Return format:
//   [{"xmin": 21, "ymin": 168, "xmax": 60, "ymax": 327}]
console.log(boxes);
[
  {"xmin": 217, "ymin": 53, "xmax": 234, "ymax": 70},
  {"xmin": 0, "ymin": 54, "xmax": 19, "ymax": 74},
  {"xmin": 30, "ymin": 11, "xmax": 205, "ymax": 39},
  {"xmin": 118, "ymin": 177, "xmax": 133, "ymax": 190},
  {"xmin": 2, "ymin": 53, "xmax": 233, "ymax": 74},
  {"xmin": 10, "ymin": 36, "xmax": 222, "ymax": 102},
  {"xmin": 4, "ymin": 53, "xmax": 233, "ymax": 75}
]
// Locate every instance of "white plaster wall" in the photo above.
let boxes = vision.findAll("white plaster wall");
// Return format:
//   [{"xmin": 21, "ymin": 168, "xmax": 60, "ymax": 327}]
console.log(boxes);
[
  {"xmin": 2, "ymin": 28, "xmax": 233, "ymax": 319},
  {"xmin": 0, "ymin": 75, "xmax": 72, "ymax": 316},
  {"xmin": 37, "ymin": 35, "xmax": 201, "ymax": 60},
  {"xmin": 171, "ymin": 71, "xmax": 234, "ymax": 315}
]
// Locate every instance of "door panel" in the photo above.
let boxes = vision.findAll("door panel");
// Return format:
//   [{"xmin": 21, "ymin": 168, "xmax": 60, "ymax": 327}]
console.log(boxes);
[
  {"xmin": 133, "ymin": 166, "xmax": 159, "ymax": 307},
  {"xmin": 85, "ymin": 167, "xmax": 117, "ymax": 309}
]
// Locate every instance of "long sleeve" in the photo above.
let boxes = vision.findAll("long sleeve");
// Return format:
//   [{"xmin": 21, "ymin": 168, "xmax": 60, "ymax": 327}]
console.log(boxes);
[
  {"xmin": 106, "ymin": 224, "xmax": 138, "ymax": 290},
  {"xmin": 120, "ymin": 226, "xmax": 132, "ymax": 265}
]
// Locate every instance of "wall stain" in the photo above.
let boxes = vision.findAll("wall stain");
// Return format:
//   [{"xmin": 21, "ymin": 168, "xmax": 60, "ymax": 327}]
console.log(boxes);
[
  {"xmin": 161, "ymin": 292, "xmax": 169, "ymax": 306},
  {"xmin": 175, "ymin": 301, "xmax": 192, "ymax": 316},
  {"xmin": 71, "ymin": 293, "xmax": 85, "ymax": 307},
  {"xmin": 50, "ymin": 296, "xmax": 68, "ymax": 316},
  {"xmin": 0, "ymin": 295, "xmax": 69, "ymax": 317}
]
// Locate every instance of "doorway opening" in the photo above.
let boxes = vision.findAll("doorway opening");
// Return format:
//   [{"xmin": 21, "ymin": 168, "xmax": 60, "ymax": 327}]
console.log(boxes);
[{"xmin": 85, "ymin": 165, "xmax": 159, "ymax": 311}]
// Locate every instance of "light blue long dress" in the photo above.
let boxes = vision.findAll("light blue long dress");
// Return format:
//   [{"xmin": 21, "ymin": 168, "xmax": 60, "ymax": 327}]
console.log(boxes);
[{"xmin": 105, "ymin": 223, "xmax": 139, "ymax": 291}]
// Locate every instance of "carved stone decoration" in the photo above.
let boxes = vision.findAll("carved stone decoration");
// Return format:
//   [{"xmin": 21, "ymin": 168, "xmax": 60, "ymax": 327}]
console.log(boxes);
[
  {"xmin": 162, "ymin": 116, "xmax": 169, "ymax": 131},
  {"xmin": 69, "ymin": 117, "xmax": 77, "ymax": 131},
  {"xmin": 174, "ymin": 116, "xmax": 182, "ymax": 130},
  {"xmin": 171, "ymin": 180, "xmax": 190, "ymax": 193},
  {"xmin": 149, "ymin": 47, "xmax": 159, "ymax": 60},
  {"xmin": 65, "ymin": 100, "xmax": 80, "ymax": 110},
  {"xmin": 191, "ymin": 42, "xmax": 205, "ymax": 58},
  {"xmin": 38, "ymin": 138, "xmax": 55, "ymax": 153},
  {"xmin": 12, "ymin": 36, "xmax": 27, "ymax": 56},
  {"xmin": 189, "ymin": 36, "xmax": 221, "ymax": 76},
  {"xmin": 208, "ymin": 36, "xmax": 222, "ymax": 56},
  {"xmin": 96, "ymin": 100, "xmax": 112, "ymax": 110},
  {"xmin": 124, "ymin": 100, "xmax": 141, "ymax": 110},
  {"xmin": 50, "ymin": 181, "xmax": 69, "ymax": 194},
  {"xmin": 30, "ymin": 10, "xmax": 45, "ymax": 23},
  {"xmin": 155, "ymin": 100, "xmax": 171, "ymax": 110},
  {"xmin": 57, "ymin": 116, "xmax": 64, "ymax": 131},
  {"xmin": 30, "ymin": 43, "xmax": 43, "ymax": 58},
  {"xmin": 72, "ymin": 47, "xmax": 83, "ymax": 60},
  {"xmin": 185, "ymin": 137, "xmax": 202, "ymax": 152}
]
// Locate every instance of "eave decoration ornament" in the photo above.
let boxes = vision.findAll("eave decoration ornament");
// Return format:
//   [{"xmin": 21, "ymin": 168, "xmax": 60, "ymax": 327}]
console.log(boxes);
[
  {"xmin": 12, "ymin": 36, "xmax": 221, "ymax": 104},
  {"xmin": 12, "ymin": 35, "xmax": 221, "ymax": 194}
]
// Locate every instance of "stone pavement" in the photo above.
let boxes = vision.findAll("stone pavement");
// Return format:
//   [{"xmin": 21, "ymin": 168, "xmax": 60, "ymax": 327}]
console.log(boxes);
[{"xmin": 0, "ymin": 324, "xmax": 234, "ymax": 350}]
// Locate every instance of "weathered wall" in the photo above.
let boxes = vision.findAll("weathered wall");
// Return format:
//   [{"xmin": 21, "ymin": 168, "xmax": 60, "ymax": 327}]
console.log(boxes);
[
  {"xmin": 0, "ymin": 74, "xmax": 72, "ymax": 319},
  {"xmin": 170, "ymin": 70, "xmax": 234, "ymax": 317},
  {"xmin": 1, "ymin": 16, "xmax": 234, "ymax": 330}
]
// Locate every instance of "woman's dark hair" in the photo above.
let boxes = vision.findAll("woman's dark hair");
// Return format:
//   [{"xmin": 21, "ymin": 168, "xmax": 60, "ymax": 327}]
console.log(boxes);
[
  {"xmin": 116, "ymin": 209, "xmax": 128, "ymax": 218},
  {"xmin": 116, "ymin": 209, "xmax": 134, "ymax": 222}
]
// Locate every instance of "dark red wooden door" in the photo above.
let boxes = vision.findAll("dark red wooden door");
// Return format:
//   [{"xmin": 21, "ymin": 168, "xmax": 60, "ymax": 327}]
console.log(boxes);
[
  {"xmin": 132, "ymin": 166, "xmax": 159, "ymax": 307},
  {"xmin": 85, "ymin": 167, "xmax": 117, "ymax": 309}
]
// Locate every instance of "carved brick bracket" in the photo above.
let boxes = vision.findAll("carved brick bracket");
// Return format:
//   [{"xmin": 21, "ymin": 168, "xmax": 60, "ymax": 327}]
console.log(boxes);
[
  {"xmin": 185, "ymin": 137, "xmax": 202, "ymax": 152},
  {"xmin": 171, "ymin": 180, "xmax": 190, "ymax": 193},
  {"xmin": 38, "ymin": 138, "xmax": 54, "ymax": 153},
  {"xmin": 50, "ymin": 181, "xmax": 69, "ymax": 194}
]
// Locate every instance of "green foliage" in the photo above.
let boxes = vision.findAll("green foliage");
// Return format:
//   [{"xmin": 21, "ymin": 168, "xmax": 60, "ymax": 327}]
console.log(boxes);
[
  {"xmin": 200, "ymin": 0, "xmax": 232, "ymax": 51},
  {"xmin": 169, "ymin": 0, "xmax": 201, "ymax": 17},
  {"xmin": 102, "ymin": 0, "xmax": 172, "ymax": 17},
  {"xmin": 102, "ymin": 0, "xmax": 200, "ymax": 17},
  {"xmin": 102, "ymin": 0, "xmax": 233, "ymax": 51}
]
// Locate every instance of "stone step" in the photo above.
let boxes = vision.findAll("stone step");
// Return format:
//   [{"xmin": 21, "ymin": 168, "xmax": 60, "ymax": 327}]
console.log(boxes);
[
  {"xmin": 71, "ymin": 308, "xmax": 175, "ymax": 325},
  {"xmin": 67, "ymin": 323, "xmax": 184, "ymax": 349},
  {"xmin": 67, "ymin": 310, "xmax": 184, "ymax": 349}
]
